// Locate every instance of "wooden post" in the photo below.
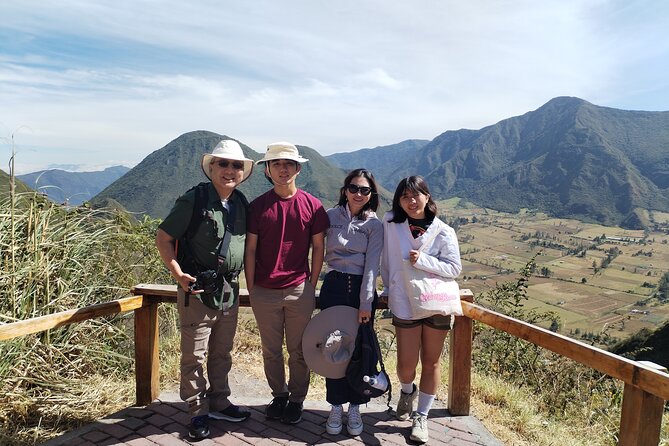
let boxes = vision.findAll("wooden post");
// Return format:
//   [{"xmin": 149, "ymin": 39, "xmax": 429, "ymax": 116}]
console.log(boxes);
[
  {"xmin": 448, "ymin": 290, "xmax": 474, "ymax": 415},
  {"xmin": 134, "ymin": 299, "xmax": 160, "ymax": 406},
  {"xmin": 618, "ymin": 361, "xmax": 667, "ymax": 446}
]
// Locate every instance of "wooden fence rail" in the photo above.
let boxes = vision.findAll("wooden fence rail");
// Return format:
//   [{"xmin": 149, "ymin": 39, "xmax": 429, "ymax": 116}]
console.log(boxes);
[{"xmin": 1, "ymin": 284, "xmax": 668, "ymax": 446}]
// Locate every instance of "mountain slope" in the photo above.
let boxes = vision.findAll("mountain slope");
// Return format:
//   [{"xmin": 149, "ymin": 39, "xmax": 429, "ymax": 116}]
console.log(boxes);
[
  {"xmin": 326, "ymin": 139, "xmax": 430, "ymax": 182},
  {"xmin": 18, "ymin": 166, "xmax": 130, "ymax": 205},
  {"xmin": 378, "ymin": 97, "xmax": 669, "ymax": 228},
  {"xmin": 0, "ymin": 169, "xmax": 32, "ymax": 197},
  {"xmin": 91, "ymin": 131, "xmax": 346, "ymax": 219}
]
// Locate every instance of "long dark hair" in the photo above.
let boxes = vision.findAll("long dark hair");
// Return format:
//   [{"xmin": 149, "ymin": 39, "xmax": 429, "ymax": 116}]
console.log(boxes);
[
  {"xmin": 389, "ymin": 175, "xmax": 438, "ymax": 223},
  {"xmin": 337, "ymin": 168, "xmax": 379, "ymax": 220}
]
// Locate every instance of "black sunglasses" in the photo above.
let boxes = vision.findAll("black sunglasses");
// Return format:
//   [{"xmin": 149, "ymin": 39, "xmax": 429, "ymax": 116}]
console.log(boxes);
[
  {"xmin": 347, "ymin": 184, "xmax": 372, "ymax": 196},
  {"xmin": 216, "ymin": 160, "xmax": 244, "ymax": 170}
]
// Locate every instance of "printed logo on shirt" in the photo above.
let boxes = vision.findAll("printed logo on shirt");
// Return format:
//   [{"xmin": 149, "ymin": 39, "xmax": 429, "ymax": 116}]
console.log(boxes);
[{"xmin": 409, "ymin": 223, "xmax": 426, "ymax": 239}]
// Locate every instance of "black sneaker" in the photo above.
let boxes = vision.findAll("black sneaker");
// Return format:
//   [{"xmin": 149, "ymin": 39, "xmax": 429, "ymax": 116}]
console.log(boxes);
[
  {"xmin": 209, "ymin": 404, "xmax": 251, "ymax": 422},
  {"xmin": 266, "ymin": 396, "xmax": 289, "ymax": 419},
  {"xmin": 188, "ymin": 415, "xmax": 210, "ymax": 440},
  {"xmin": 281, "ymin": 401, "xmax": 303, "ymax": 424}
]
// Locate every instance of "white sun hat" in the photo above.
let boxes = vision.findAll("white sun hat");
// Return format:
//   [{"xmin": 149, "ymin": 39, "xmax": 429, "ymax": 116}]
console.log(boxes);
[
  {"xmin": 255, "ymin": 141, "xmax": 309, "ymax": 165},
  {"xmin": 201, "ymin": 139, "xmax": 254, "ymax": 182}
]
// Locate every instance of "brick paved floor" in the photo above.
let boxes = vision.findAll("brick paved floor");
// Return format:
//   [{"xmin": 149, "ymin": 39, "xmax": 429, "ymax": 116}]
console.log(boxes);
[{"xmin": 41, "ymin": 393, "xmax": 502, "ymax": 445}]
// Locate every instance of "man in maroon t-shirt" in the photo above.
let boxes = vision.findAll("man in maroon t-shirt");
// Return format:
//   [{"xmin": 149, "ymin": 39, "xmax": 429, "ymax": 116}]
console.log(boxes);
[{"xmin": 245, "ymin": 142, "xmax": 329, "ymax": 425}]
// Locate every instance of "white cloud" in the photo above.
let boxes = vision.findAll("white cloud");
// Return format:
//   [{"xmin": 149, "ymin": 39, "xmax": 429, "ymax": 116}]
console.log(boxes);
[{"xmin": 1, "ymin": 0, "xmax": 668, "ymax": 173}]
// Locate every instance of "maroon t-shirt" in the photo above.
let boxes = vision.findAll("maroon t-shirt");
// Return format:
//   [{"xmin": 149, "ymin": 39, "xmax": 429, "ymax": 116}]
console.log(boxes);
[{"xmin": 248, "ymin": 189, "xmax": 329, "ymax": 289}]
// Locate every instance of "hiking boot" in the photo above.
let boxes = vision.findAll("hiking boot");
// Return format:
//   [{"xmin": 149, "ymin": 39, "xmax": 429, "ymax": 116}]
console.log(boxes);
[
  {"xmin": 209, "ymin": 403, "xmax": 251, "ymax": 422},
  {"xmin": 396, "ymin": 383, "xmax": 417, "ymax": 421},
  {"xmin": 266, "ymin": 396, "xmax": 288, "ymax": 419},
  {"xmin": 410, "ymin": 413, "xmax": 429, "ymax": 443},
  {"xmin": 326, "ymin": 404, "xmax": 343, "ymax": 435},
  {"xmin": 281, "ymin": 401, "xmax": 303, "ymax": 424},
  {"xmin": 188, "ymin": 415, "xmax": 210, "ymax": 440},
  {"xmin": 346, "ymin": 404, "xmax": 363, "ymax": 436}
]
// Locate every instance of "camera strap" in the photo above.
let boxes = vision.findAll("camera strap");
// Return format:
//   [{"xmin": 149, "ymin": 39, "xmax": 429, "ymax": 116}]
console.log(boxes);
[{"xmin": 215, "ymin": 199, "xmax": 236, "ymax": 309}]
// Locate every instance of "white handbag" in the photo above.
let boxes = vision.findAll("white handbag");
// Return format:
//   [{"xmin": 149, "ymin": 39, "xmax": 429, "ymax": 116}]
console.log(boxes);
[{"xmin": 402, "ymin": 229, "xmax": 462, "ymax": 318}]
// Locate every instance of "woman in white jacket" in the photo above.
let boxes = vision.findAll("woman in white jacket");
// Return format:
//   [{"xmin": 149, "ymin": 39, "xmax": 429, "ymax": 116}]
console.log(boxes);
[{"xmin": 381, "ymin": 176, "xmax": 461, "ymax": 444}]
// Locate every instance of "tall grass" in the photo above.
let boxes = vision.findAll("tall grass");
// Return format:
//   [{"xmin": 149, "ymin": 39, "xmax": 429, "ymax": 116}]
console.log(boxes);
[{"xmin": 0, "ymin": 192, "xmax": 171, "ymax": 445}]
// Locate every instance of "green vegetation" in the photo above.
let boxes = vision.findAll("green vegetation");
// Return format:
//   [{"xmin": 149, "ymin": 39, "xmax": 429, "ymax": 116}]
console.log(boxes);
[
  {"xmin": 2, "ymin": 186, "xmax": 669, "ymax": 445},
  {"xmin": 0, "ymin": 191, "xmax": 170, "ymax": 445}
]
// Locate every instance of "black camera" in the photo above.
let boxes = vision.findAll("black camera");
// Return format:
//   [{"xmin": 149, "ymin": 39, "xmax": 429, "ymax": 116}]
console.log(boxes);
[{"xmin": 188, "ymin": 270, "xmax": 219, "ymax": 294}]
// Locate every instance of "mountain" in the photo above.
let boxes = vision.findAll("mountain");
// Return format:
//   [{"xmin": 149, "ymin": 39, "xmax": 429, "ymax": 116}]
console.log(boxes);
[
  {"xmin": 90, "ymin": 131, "xmax": 346, "ymax": 219},
  {"xmin": 326, "ymin": 139, "xmax": 430, "ymax": 182},
  {"xmin": 0, "ymin": 169, "xmax": 32, "ymax": 197},
  {"xmin": 610, "ymin": 321, "xmax": 669, "ymax": 368},
  {"xmin": 18, "ymin": 166, "xmax": 130, "ymax": 205},
  {"xmin": 350, "ymin": 97, "xmax": 669, "ymax": 228}
]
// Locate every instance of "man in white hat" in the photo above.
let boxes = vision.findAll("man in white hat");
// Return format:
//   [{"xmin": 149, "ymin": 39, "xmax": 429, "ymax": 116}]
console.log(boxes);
[
  {"xmin": 245, "ymin": 142, "xmax": 329, "ymax": 424},
  {"xmin": 156, "ymin": 139, "xmax": 254, "ymax": 440}
]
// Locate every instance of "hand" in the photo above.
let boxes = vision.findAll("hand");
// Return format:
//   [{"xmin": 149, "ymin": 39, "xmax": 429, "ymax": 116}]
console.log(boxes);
[
  {"xmin": 359, "ymin": 310, "xmax": 372, "ymax": 324},
  {"xmin": 178, "ymin": 273, "xmax": 200, "ymax": 293},
  {"xmin": 408, "ymin": 249, "xmax": 420, "ymax": 265}
]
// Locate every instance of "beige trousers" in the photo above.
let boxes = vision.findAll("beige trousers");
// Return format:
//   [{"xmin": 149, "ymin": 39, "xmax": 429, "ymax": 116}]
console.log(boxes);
[
  {"xmin": 178, "ymin": 289, "xmax": 239, "ymax": 417},
  {"xmin": 250, "ymin": 281, "xmax": 315, "ymax": 403}
]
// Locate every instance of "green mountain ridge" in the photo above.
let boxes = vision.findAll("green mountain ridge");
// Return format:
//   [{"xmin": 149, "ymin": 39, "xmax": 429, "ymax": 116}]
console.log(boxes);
[
  {"xmin": 334, "ymin": 97, "xmax": 669, "ymax": 229},
  {"xmin": 86, "ymin": 97, "xmax": 669, "ymax": 228},
  {"xmin": 0, "ymin": 170, "xmax": 32, "ymax": 197},
  {"xmin": 90, "ymin": 131, "xmax": 346, "ymax": 219},
  {"xmin": 326, "ymin": 139, "xmax": 430, "ymax": 181}
]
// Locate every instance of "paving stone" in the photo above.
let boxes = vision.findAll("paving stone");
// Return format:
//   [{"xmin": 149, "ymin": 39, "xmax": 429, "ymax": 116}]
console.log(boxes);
[
  {"xmin": 81, "ymin": 429, "xmax": 110, "ymax": 442},
  {"xmin": 44, "ymin": 391, "xmax": 502, "ymax": 446}
]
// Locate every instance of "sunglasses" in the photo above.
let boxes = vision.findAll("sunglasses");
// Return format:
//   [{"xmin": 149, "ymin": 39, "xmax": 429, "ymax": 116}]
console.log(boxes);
[
  {"xmin": 216, "ymin": 160, "xmax": 244, "ymax": 170},
  {"xmin": 347, "ymin": 184, "xmax": 372, "ymax": 196}
]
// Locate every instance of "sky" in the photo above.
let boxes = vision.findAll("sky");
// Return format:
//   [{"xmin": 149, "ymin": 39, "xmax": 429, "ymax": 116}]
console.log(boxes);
[{"xmin": 1, "ymin": 0, "xmax": 668, "ymax": 174}]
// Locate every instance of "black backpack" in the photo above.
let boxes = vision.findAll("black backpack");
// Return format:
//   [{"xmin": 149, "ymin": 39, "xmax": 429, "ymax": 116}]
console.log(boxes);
[{"xmin": 345, "ymin": 323, "xmax": 392, "ymax": 408}]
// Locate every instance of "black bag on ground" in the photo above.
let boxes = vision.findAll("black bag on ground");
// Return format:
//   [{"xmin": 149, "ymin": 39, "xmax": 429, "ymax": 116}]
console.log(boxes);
[{"xmin": 345, "ymin": 323, "xmax": 392, "ymax": 407}]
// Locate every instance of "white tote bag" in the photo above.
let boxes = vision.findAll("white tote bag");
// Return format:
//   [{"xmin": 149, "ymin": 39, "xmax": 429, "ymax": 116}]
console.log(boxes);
[{"xmin": 402, "ymin": 229, "xmax": 463, "ymax": 318}]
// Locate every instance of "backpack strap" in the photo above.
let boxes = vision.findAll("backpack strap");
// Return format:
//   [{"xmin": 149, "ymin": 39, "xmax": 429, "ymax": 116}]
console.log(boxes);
[
  {"xmin": 185, "ymin": 182, "xmax": 210, "ymax": 240},
  {"xmin": 368, "ymin": 322, "xmax": 393, "ymax": 411}
]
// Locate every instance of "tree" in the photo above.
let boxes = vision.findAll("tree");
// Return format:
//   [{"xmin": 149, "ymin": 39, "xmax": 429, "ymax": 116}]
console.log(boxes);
[{"xmin": 549, "ymin": 319, "xmax": 560, "ymax": 332}]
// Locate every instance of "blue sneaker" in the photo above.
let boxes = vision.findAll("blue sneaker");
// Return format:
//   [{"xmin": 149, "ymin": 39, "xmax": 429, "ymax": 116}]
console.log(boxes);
[
  {"xmin": 188, "ymin": 415, "xmax": 210, "ymax": 440},
  {"xmin": 209, "ymin": 404, "xmax": 251, "ymax": 422}
]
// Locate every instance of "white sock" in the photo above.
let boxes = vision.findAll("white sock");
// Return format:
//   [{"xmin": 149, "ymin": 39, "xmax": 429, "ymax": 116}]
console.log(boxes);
[
  {"xmin": 416, "ymin": 391, "xmax": 435, "ymax": 416},
  {"xmin": 401, "ymin": 382, "xmax": 414, "ymax": 394}
]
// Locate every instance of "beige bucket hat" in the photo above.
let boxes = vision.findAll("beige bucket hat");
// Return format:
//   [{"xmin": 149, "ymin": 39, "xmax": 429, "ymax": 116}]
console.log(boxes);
[
  {"xmin": 255, "ymin": 141, "xmax": 309, "ymax": 165},
  {"xmin": 201, "ymin": 140, "xmax": 254, "ymax": 182}
]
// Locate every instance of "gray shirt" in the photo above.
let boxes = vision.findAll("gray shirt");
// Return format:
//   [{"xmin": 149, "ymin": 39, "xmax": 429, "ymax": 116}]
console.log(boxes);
[{"xmin": 325, "ymin": 205, "xmax": 384, "ymax": 311}]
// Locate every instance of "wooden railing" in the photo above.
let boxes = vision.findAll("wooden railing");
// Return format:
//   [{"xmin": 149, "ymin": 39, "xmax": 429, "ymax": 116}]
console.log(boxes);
[{"xmin": 1, "ymin": 285, "xmax": 668, "ymax": 446}]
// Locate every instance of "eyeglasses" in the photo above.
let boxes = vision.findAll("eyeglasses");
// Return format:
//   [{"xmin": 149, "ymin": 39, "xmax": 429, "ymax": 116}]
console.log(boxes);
[
  {"xmin": 347, "ymin": 184, "xmax": 372, "ymax": 196},
  {"xmin": 216, "ymin": 160, "xmax": 244, "ymax": 170}
]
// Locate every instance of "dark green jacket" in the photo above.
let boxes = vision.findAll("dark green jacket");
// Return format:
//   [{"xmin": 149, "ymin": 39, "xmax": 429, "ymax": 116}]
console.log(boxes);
[{"xmin": 159, "ymin": 182, "xmax": 248, "ymax": 309}]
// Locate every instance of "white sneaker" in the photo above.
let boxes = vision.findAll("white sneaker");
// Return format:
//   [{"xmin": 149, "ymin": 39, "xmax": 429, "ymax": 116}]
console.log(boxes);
[
  {"xmin": 410, "ymin": 413, "xmax": 429, "ymax": 443},
  {"xmin": 347, "ymin": 404, "xmax": 363, "ymax": 436},
  {"xmin": 326, "ymin": 404, "xmax": 343, "ymax": 435},
  {"xmin": 396, "ymin": 383, "xmax": 417, "ymax": 421}
]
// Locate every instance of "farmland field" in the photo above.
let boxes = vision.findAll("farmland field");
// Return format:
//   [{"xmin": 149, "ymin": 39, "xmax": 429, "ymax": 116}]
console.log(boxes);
[{"xmin": 440, "ymin": 201, "xmax": 669, "ymax": 341}]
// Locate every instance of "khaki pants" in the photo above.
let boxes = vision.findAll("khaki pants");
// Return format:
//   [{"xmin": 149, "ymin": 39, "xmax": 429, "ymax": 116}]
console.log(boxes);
[
  {"xmin": 178, "ymin": 289, "xmax": 239, "ymax": 416},
  {"xmin": 250, "ymin": 281, "xmax": 315, "ymax": 403}
]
